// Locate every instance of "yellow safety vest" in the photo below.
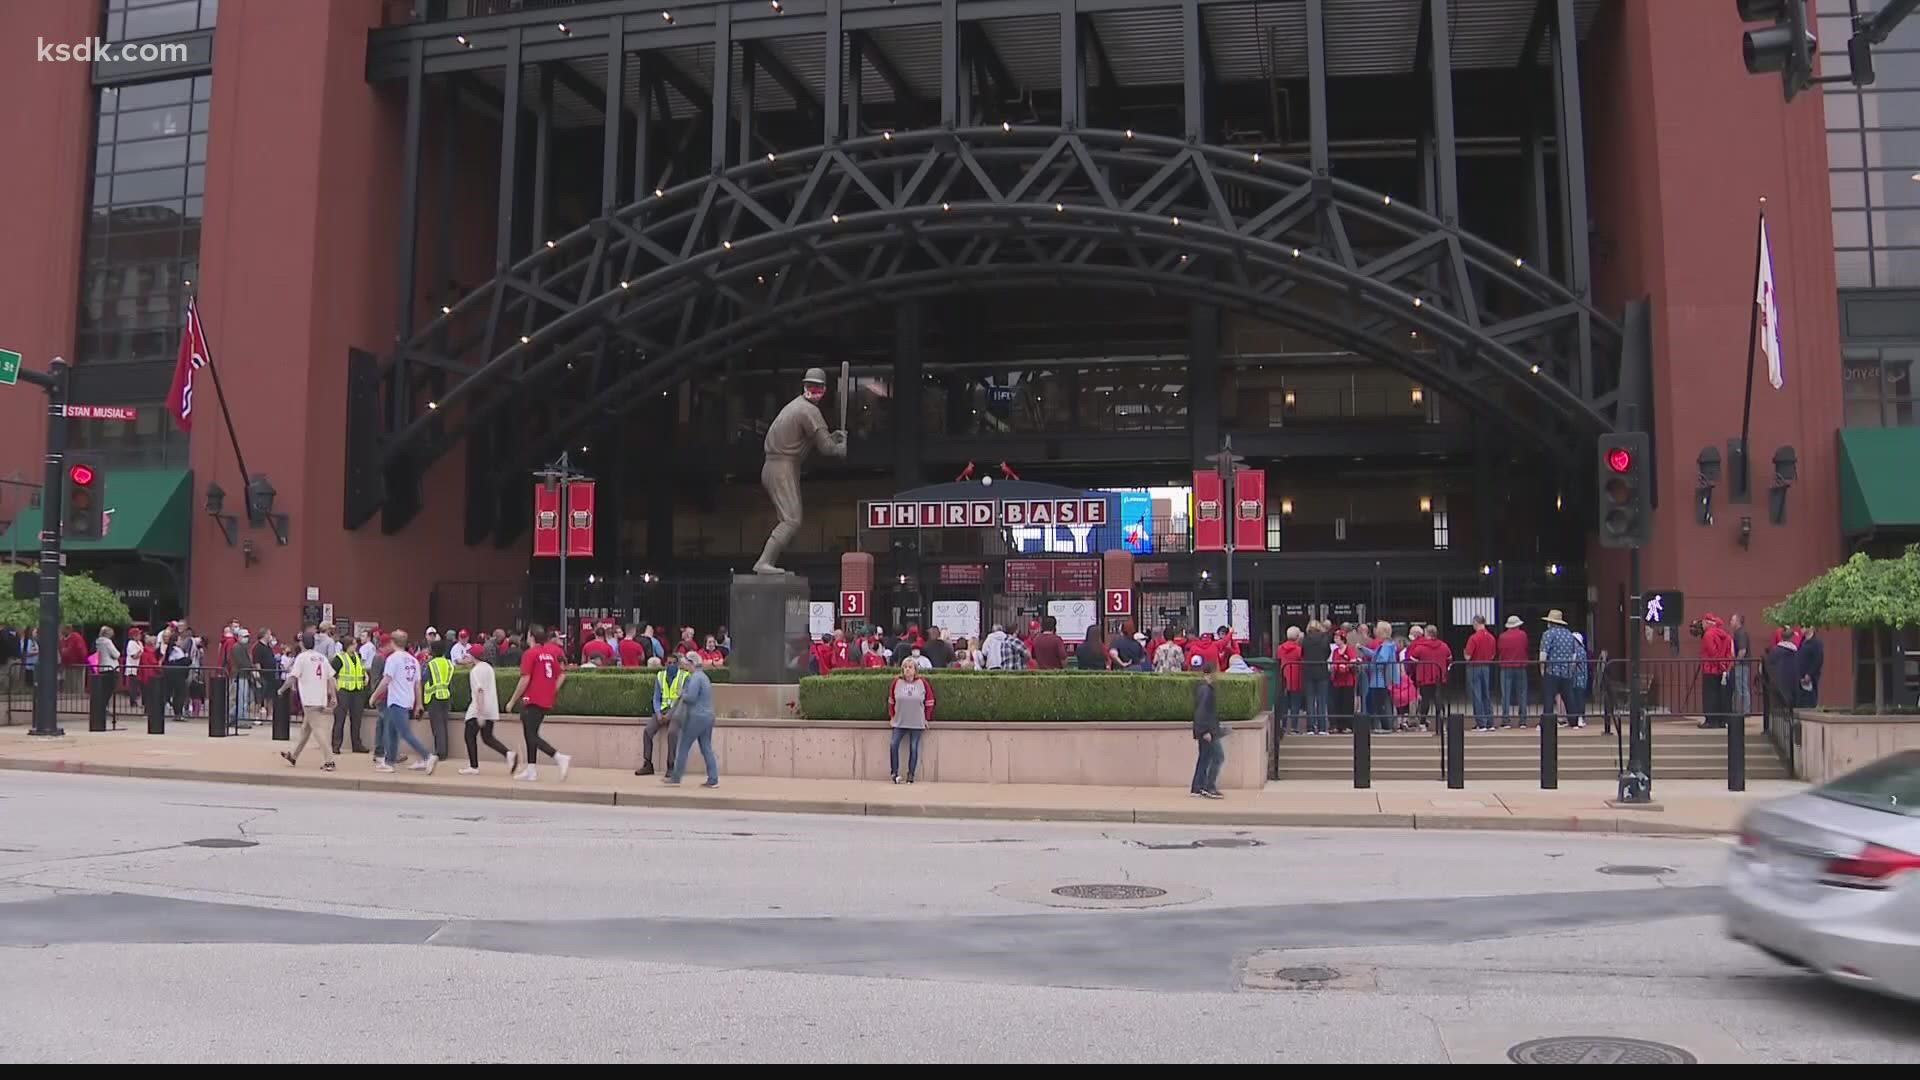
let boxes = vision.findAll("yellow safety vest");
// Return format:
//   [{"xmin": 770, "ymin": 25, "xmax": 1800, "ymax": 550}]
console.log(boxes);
[
  {"xmin": 337, "ymin": 652, "xmax": 366, "ymax": 691},
  {"xmin": 658, "ymin": 669, "xmax": 688, "ymax": 709},
  {"xmin": 425, "ymin": 656, "xmax": 453, "ymax": 702}
]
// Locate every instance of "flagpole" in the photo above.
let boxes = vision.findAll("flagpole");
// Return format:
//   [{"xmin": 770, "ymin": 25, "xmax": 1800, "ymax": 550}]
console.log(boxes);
[
  {"xmin": 188, "ymin": 299, "xmax": 252, "ymax": 490},
  {"xmin": 1735, "ymin": 198, "xmax": 1766, "ymax": 501}
]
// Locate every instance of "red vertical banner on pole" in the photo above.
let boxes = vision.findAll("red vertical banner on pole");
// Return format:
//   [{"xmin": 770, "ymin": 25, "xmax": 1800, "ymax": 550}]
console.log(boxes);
[
  {"xmin": 1192, "ymin": 470, "xmax": 1225, "ymax": 552},
  {"xmin": 533, "ymin": 484, "xmax": 561, "ymax": 557},
  {"xmin": 1233, "ymin": 467, "xmax": 1267, "ymax": 551},
  {"xmin": 565, "ymin": 481, "xmax": 596, "ymax": 557}
]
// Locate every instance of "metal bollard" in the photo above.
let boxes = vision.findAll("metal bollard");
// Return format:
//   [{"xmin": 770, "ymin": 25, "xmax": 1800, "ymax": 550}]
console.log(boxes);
[
  {"xmin": 1728, "ymin": 705, "xmax": 1746, "ymax": 792},
  {"xmin": 1353, "ymin": 711, "xmax": 1372, "ymax": 789},
  {"xmin": 88, "ymin": 673, "xmax": 109, "ymax": 732},
  {"xmin": 271, "ymin": 686, "xmax": 291, "ymax": 741},
  {"xmin": 1446, "ymin": 709, "xmax": 1465, "ymax": 789},
  {"xmin": 208, "ymin": 675, "xmax": 228, "ymax": 738},
  {"xmin": 1540, "ymin": 714, "xmax": 1558, "ymax": 789},
  {"xmin": 146, "ymin": 679, "xmax": 166, "ymax": 734}
]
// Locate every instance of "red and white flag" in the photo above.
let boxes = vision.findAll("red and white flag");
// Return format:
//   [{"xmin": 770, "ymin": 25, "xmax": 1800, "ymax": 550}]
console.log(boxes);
[
  {"xmin": 166, "ymin": 299, "xmax": 212, "ymax": 431},
  {"xmin": 1756, "ymin": 217, "xmax": 1783, "ymax": 390}
]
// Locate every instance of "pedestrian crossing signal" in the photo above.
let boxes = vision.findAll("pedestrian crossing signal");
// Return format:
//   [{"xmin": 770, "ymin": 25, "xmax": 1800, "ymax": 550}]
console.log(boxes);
[
  {"xmin": 1597, "ymin": 434, "xmax": 1650, "ymax": 550},
  {"xmin": 63, "ymin": 460, "xmax": 104, "ymax": 540}
]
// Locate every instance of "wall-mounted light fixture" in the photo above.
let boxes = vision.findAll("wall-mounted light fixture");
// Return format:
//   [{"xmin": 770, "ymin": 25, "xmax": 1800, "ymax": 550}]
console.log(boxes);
[
  {"xmin": 1769, "ymin": 445, "xmax": 1797, "ymax": 525},
  {"xmin": 1279, "ymin": 497, "xmax": 1293, "ymax": 516},
  {"xmin": 1696, "ymin": 445, "xmax": 1722, "ymax": 526},
  {"xmin": 1410, "ymin": 386, "xmax": 1425, "ymax": 407},
  {"xmin": 1283, "ymin": 389, "xmax": 1297, "ymax": 409},
  {"xmin": 204, "ymin": 482, "xmax": 238, "ymax": 547},
  {"xmin": 1418, "ymin": 494, "xmax": 1433, "ymax": 514}
]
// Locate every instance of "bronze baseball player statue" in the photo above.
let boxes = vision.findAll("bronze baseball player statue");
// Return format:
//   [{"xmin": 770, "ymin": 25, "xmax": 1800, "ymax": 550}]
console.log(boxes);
[{"xmin": 753, "ymin": 367, "xmax": 847, "ymax": 574}]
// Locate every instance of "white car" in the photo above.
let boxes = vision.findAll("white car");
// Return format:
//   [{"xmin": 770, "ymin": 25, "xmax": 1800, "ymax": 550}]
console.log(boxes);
[{"xmin": 1725, "ymin": 749, "xmax": 1920, "ymax": 1002}]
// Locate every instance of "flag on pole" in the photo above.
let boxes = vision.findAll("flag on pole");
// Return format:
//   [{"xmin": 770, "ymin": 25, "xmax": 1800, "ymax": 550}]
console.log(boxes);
[
  {"xmin": 1756, "ymin": 217, "xmax": 1783, "ymax": 390},
  {"xmin": 165, "ymin": 299, "xmax": 212, "ymax": 431}
]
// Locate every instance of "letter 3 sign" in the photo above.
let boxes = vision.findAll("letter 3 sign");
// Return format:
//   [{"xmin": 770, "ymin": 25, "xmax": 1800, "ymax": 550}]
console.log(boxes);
[
  {"xmin": 839, "ymin": 590, "xmax": 867, "ymax": 618},
  {"xmin": 1103, "ymin": 588, "xmax": 1132, "ymax": 617}
]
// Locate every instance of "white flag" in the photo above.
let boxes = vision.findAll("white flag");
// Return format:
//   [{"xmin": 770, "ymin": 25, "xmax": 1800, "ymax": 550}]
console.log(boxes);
[{"xmin": 1756, "ymin": 218, "xmax": 1783, "ymax": 390}]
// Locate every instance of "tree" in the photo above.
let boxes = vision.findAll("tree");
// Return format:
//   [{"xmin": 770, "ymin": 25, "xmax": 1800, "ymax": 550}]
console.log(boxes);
[
  {"xmin": 0, "ymin": 563, "xmax": 132, "ymax": 636},
  {"xmin": 1767, "ymin": 547, "xmax": 1920, "ymax": 714}
]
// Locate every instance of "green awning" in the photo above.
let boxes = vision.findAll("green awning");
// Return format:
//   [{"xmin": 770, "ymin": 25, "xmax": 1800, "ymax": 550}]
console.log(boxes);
[
  {"xmin": 1839, "ymin": 428, "xmax": 1920, "ymax": 538},
  {"xmin": 0, "ymin": 468, "xmax": 192, "ymax": 559}
]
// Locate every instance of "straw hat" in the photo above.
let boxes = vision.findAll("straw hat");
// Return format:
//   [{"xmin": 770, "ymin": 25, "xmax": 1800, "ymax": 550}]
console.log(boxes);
[
  {"xmin": 1542, "ymin": 609, "xmax": 1568, "ymax": 626},
  {"xmin": 1504, "ymin": 615, "xmax": 1523, "ymax": 629}
]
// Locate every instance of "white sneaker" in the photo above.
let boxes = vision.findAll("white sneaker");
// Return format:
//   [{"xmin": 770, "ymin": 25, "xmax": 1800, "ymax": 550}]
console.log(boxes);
[
  {"xmin": 458, "ymin": 766, "xmax": 481, "ymax": 776},
  {"xmin": 515, "ymin": 767, "xmax": 537, "ymax": 782},
  {"xmin": 424, "ymin": 754, "xmax": 438, "ymax": 774},
  {"xmin": 555, "ymin": 753, "xmax": 572, "ymax": 782},
  {"xmin": 408, "ymin": 756, "xmax": 432, "ymax": 772},
  {"xmin": 506, "ymin": 749, "xmax": 520, "ymax": 773},
  {"xmin": 373, "ymin": 760, "xmax": 395, "ymax": 773}
]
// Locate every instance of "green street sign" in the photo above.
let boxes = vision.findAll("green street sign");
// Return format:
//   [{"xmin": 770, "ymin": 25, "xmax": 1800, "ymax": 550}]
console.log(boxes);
[{"xmin": 0, "ymin": 349, "xmax": 19, "ymax": 387}]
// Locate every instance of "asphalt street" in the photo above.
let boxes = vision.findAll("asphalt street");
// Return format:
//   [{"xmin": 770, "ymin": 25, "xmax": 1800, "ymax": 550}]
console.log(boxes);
[{"xmin": 0, "ymin": 771, "xmax": 1914, "ymax": 1062}]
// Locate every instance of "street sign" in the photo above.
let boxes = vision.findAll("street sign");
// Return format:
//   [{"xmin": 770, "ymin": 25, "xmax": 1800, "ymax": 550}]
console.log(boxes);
[
  {"xmin": 0, "ymin": 349, "xmax": 19, "ymax": 386},
  {"xmin": 1642, "ymin": 590, "xmax": 1684, "ymax": 627},
  {"xmin": 58, "ymin": 405, "xmax": 138, "ymax": 420},
  {"xmin": 838, "ymin": 590, "xmax": 867, "ymax": 618}
]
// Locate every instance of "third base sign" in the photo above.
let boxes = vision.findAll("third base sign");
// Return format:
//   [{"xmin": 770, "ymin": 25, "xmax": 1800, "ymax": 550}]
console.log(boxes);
[
  {"xmin": 1103, "ymin": 588, "xmax": 1132, "ymax": 617},
  {"xmin": 839, "ymin": 590, "xmax": 867, "ymax": 618}
]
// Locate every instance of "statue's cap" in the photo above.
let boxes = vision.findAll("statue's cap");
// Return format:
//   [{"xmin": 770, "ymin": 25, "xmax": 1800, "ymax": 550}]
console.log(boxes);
[{"xmin": 802, "ymin": 367, "xmax": 828, "ymax": 385}]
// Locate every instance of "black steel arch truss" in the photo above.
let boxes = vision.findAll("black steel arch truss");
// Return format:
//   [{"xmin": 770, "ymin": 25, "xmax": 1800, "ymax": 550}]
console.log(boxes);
[{"xmin": 366, "ymin": 125, "xmax": 1621, "ymax": 527}]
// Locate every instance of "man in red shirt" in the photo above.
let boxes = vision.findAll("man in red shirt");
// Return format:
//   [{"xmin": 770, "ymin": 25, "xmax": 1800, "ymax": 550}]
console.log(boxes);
[
  {"xmin": 1495, "ymin": 615, "xmax": 1531, "ymax": 728},
  {"xmin": 1029, "ymin": 616, "xmax": 1069, "ymax": 669},
  {"xmin": 1463, "ymin": 615, "xmax": 1497, "ymax": 729},
  {"xmin": 1698, "ymin": 613, "xmax": 1737, "ymax": 729},
  {"xmin": 617, "ymin": 626, "xmax": 646, "ymax": 668},
  {"xmin": 581, "ymin": 626, "xmax": 615, "ymax": 666},
  {"xmin": 504, "ymin": 625, "xmax": 571, "ymax": 782}
]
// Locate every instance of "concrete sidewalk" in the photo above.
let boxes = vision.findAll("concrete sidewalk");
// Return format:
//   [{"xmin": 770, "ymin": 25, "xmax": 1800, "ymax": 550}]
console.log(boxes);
[{"xmin": 0, "ymin": 723, "xmax": 1799, "ymax": 835}]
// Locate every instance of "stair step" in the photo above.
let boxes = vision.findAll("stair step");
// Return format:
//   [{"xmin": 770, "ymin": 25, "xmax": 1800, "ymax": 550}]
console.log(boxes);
[{"xmin": 1274, "ymin": 767, "xmax": 1790, "ymax": 782}]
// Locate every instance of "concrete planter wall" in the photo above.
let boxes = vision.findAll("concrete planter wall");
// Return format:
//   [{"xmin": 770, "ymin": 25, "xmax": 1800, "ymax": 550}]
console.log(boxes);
[{"xmin": 1793, "ymin": 711, "xmax": 1920, "ymax": 783}]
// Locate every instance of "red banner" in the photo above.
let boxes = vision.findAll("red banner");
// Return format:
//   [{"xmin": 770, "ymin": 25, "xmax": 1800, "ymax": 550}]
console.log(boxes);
[
  {"xmin": 1192, "ymin": 470, "xmax": 1225, "ymax": 551},
  {"xmin": 1233, "ymin": 467, "xmax": 1267, "ymax": 551},
  {"xmin": 565, "ymin": 482, "xmax": 595, "ymax": 557},
  {"xmin": 533, "ymin": 484, "xmax": 562, "ymax": 557}
]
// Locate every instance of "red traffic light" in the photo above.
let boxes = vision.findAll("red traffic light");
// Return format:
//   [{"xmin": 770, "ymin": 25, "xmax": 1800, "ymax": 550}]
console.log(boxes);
[
  {"xmin": 69, "ymin": 463, "xmax": 96, "ymax": 487},
  {"xmin": 1605, "ymin": 447, "xmax": 1633, "ymax": 474}
]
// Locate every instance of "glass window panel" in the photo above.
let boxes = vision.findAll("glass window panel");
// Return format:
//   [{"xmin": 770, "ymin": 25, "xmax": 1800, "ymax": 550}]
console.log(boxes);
[
  {"xmin": 115, "ymin": 104, "xmax": 190, "ymax": 140},
  {"xmin": 191, "ymin": 102, "xmax": 210, "ymax": 132},
  {"xmin": 1858, "ymin": 91, "xmax": 1920, "ymax": 130},
  {"xmin": 105, "ymin": 12, "xmax": 124, "ymax": 39},
  {"xmin": 1884, "ymin": 347, "xmax": 1919, "ymax": 397},
  {"xmin": 185, "ymin": 164, "xmax": 203, "ymax": 197},
  {"xmin": 184, "ymin": 195, "xmax": 202, "ymax": 220},
  {"xmin": 115, "ymin": 79, "xmax": 191, "ymax": 111},
  {"xmin": 1865, "ymin": 126, "xmax": 1920, "ymax": 167},
  {"xmin": 105, "ymin": 227, "xmax": 181, "ymax": 261},
  {"xmin": 200, "ymin": 0, "xmax": 217, "ymax": 27},
  {"xmin": 1830, "ymin": 131, "xmax": 1864, "ymax": 168},
  {"xmin": 1832, "ymin": 170, "xmax": 1867, "ymax": 207},
  {"xmin": 1819, "ymin": 13, "xmax": 1851, "ymax": 53},
  {"xmin": 1835, "ymin": 210, "xmax": 1870, "ymax": 246},
  {"xmin": 123, "ymin": 1, "xmax": 199, "ymax": 39},
  {"xmin": 1837, "ymin": 248, "xmax": 1873, "ymax": 286},
  {"xmin": 1873, "ymin": 247, "xmax": 1920, "ymax": 285},
  {"xmin": 1864, "ymin": 169, "xmax": 1920, "ymax": 207},
  {"xmin": 1845, "ymin": 396, "xmax": 1886, "ymax": 427},
  {"xmin": 114, "ymin": 135, "xmax": 188, "ymax": 172},
  {"xmin": 94, "ymin": 147, "xmax": 113, "ymax": 174},
  {"xmin": 1868, "ymin": 50, "xmax": 1920, "ymax": 91},
  {"xmin": 1871, "ymin": 208, "xmax": 1920, "ymax": 246},
  {"xmin": 111, "ymin": 167, "xmax": 185, "ymax": 205},
  {"xmin": 1827, "ymin": 89, "xmax": 1862, "ymax": 129},
  {"xmin": 91, "ymin": 177, "xmax": 109, "ymax": 207},
  {"xmin": 188, "ymin": 133, "xmax": 206, "ymax": 163}
]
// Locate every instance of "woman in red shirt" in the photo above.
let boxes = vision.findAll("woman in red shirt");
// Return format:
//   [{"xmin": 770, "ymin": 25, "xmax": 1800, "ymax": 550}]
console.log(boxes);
[{"xmin": 1329, "ymin": 631, "xmax": 1359, "ymax": 733}]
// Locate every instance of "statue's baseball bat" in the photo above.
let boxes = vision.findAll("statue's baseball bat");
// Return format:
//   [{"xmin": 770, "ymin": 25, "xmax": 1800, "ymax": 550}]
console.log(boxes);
[{"xmin": 838, "ymin": 360, "xmax": 850, "ymax": 432}]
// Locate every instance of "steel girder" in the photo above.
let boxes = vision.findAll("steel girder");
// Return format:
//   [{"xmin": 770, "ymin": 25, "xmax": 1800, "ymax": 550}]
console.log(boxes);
[{"xmin": 371, "ymin": 125, "xmax": 1622, "ymax": 522}]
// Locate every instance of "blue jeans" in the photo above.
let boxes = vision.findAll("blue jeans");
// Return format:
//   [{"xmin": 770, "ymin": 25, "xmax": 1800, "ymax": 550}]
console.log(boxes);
[
  {"xmin": 1365, "ymin": 686, "xmax": 1394, "ymax": 731},
  {"xmin": 671, "ymin": 718, "xmax": 717, "ymax": 784},
  {"xmin": 1283, "ymin": 690, "xmax": 1304, "ymax": 733},
  {"xmin": 230, "ymin": 677, "xmax": 252, "ymax": 725},
  {"xmin": 378, "ymin": 703, "xmax": 429, "ymax": 762},
  {"xmin": 1500, "ymin": 668, "xmax": 1528, "ymax": 725},
  {"xmin": 889, "ymin": 726, "xmax": 923, "ymax": 778},
  {"xmin": 1190, "ymin": 736, "xmax": 1224, "ymax": 793},
  {"xmin": 1303, "ymin": 678, "xmax": 1330, "ymax": 734},
  {"xmin": 1468, "ymin": 666, "xmax": 1494, "ymax": 729}
]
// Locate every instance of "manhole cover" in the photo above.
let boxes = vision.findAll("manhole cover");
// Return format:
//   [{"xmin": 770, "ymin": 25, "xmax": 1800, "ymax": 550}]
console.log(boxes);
[
  {"xmin": 1508, "ymin": 1036, "xmax": 1697, "ymax": 1065},
  {"xmin": 1051, "ymin": 884, "xmax": 1168, "ymax": 901},
  {"xmin": 1271, "ymin": 965, "xmax": 1339, "ymax": 983},
  {"xmin": 182, "ymin": 838, "xmax": 257, "ymax": 849},
  {"xmin": 1597, "ymin": 864, "xmax": 1673, "ymax": 876}
]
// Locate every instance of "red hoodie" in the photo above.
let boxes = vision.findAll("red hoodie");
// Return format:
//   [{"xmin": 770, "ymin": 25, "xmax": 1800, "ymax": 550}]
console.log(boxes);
[
  {"xmin": 1276, "ymin": 639, "xmax": 1303, "ymax": 692},
  {"xmin": 1410, "ymin": 635, "xmax": 1451, "ymax": 687}
]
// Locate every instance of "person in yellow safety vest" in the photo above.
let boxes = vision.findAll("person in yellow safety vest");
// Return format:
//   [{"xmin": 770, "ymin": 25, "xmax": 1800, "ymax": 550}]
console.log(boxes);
[
  {"xmin": 424, "ymin": 639, "xmax": 456, "ymax": 761},
  {"xmin": 331, "ymin": 638, "xmax": 371, "ymax": 755},
  {"xmin": 635, "ymin": 655, "xmax": 687, "ymax": 777}
]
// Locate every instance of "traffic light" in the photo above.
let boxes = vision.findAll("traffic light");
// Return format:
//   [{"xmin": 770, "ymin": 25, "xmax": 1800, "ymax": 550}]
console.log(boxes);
[
  {"xmin": 63, "ymin": 460, "xmax": 104, "ymax": 540},
  {"xmin": 1738, "ymin": 0, "xmax": 1816, "ymax": 101},
  {"xmin": 1597, "ymin": 433, "xmax": 1651, "ymax": 549}
]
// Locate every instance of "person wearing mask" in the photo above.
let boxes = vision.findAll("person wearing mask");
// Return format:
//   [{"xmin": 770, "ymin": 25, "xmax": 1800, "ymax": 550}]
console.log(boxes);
[
  {"xmin": 1796, "ymin": 626, "xmax": 1823, "ymax": 708},
  {"xmin": 1729, "ymin": 613, "xmax": 1752, "ymax": 722},
  {"xmin": 458, "ymin": 644, "xmax": 515, "ymax": 776},
  {"xmin": 1074, "ymin": 623, "xmax": 1111, "ymax": 671},
  {"xmin": 331, "ymin": 635, "xmax": 371, "ymax": 755},
  {"xmin": 920, "ymin": 625, "xmax": 955, "ymax": 669},
  {"xmin": 1190, "ymin": 658, "xmax": 1224, "ymax": 799},
  {"xmin": 1329, "ymin": 628, "xmax": 1359, "ymax": 733},
  {"xmin": 277, "ymin": 632, "xmax": 338, "ymax": 772},
  {"xmin": 504, "ymin": 625, "xmax": 571, "ymax": 782},
  {"xmin": 636, "ymin": 653, "xmax": 686, "ymax": 777},
  {"xmin": 423, "ymin": 638, "xmax": 456, "ymax": 760},
  {"xmin": 1496, "ymin": 614, "xmax": 1531, "ymax": 728},
  {"xmin": 369, "ymin": 630, "xmax": 435, "ymax": 774},
  {"xmin": 1276, "ymin": 627, "xmax": 1304, "ymax": 734},
  {"xmin": 1463, "ymin": 615, "xmax": 1497, "ymax": 731},
  {"xmin": 886, "ymin": 656, "xmax": 935, "ymax": 784},
  {"xmin": 91, "ymin": 624, "xmax": 122, "ymax": 730},
  {"xmin": 664, "ymin": 650, "xmax": 717, "ymax": 788},
  {"xmin": 250, "ymin": 629, "xmax": 276, "ymax": 723},
  {"xmin": 1537, "ymin": 610, "xmax": 1584, "ymax": 730},
  {"xmin": 1698, "ymin": 613, "xmax": 1737, "ymax": 729}
]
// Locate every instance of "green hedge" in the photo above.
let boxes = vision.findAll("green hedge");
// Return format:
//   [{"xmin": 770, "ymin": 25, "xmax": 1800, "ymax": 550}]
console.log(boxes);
[
  {"xmin": 798, "ymin": 671, "xmax": 1260, "ymax": 722},
  {"xmin": 444, "ymin": 665, "xmax": 729, "ymax": 716}
]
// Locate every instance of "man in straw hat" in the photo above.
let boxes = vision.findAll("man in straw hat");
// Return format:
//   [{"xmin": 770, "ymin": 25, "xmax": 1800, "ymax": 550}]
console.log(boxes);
[
  {"xmin": 753, "ymin": 367, "xmax": 848, "ymax": 575},
  {"xmin": 1537, "ymin": 609, "xmax": 1585, "ymax": 730},
  {"xmin": 1496, "ymin": 613, "xmax": 1530, "ymax": 728}
]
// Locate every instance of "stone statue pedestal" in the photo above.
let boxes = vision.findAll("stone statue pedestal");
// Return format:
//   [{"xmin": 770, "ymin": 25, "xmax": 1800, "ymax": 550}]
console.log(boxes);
[{"xmin": 728, "ymin": 573, "xmax": 810, "ymax": 685}]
